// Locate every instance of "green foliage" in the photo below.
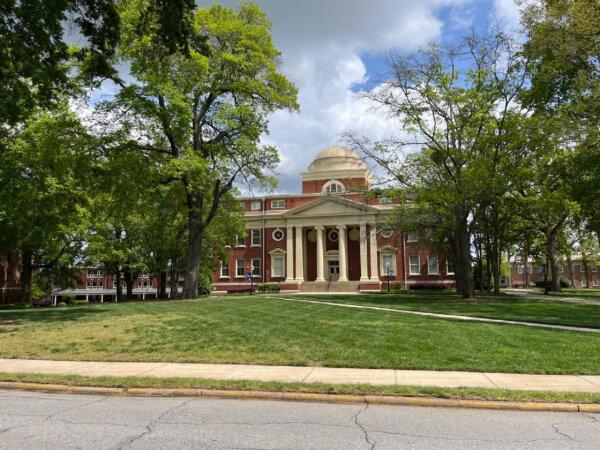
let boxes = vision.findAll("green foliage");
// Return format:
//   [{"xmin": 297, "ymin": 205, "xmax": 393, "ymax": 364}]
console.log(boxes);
[{"xmin": 258, "ymin": 284, "xmax": 280, "ymax": 293}]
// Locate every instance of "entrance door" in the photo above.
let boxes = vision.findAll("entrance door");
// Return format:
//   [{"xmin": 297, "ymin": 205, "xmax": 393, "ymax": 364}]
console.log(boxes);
[{"xmin": 328, "ymin": 260, "xmax": 339, "ymax": 281}]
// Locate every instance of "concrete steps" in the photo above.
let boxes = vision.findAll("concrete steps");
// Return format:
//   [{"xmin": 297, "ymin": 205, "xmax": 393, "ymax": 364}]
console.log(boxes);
[{"xmin": 298, "ymin": 281, "xmax": 360, "ymax": 293}]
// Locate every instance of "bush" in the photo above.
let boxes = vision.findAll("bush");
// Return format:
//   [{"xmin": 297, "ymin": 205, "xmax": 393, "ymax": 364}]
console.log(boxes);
[
  {"xmin": 535, "ymin": 276, "xmax": 572, "ymax": 289},
  {"xmin": 409, "ymin": 284, "xmax": 449, "ymax": 291},
  {"xmin": 258, "ymin": 284, "xmax": 280, "ymax": 293},
  {"xmin": 56, "ymin": 302, "xmax": 67, "ymax": 307},
  {"xmin": 227, "ymin": 287, "xmax": 257, "ymax": 294},
  {"xmin": 72, "ymin": 300, "xmax": 89, "ymax": 305}
]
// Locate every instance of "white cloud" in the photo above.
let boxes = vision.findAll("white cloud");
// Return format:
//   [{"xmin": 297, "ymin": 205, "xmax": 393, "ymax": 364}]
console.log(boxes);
[
  {"xmin": 212, "ymin": 0, "xmax": 468, "ymax": 193},
  {"xmin": 494, "ymin": 0, "xmax": 521, "ymax": 29}
]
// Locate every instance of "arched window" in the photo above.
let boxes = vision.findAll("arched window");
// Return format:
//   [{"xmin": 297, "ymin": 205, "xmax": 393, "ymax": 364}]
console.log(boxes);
[{"xmin": 323, "ymin": 180, "xmax": 345, "ymax": 194}]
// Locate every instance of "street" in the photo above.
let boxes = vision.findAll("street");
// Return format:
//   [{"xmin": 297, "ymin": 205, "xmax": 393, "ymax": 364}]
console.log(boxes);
[{"xmin": 0, "ymin": 389, "xmax": 599, "ymax": 449}]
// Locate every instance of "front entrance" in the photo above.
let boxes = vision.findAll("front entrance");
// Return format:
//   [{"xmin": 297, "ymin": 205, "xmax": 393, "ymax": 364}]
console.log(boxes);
[{"xmin": 328, "ymin": 260, "xmax": 339, "ymax": 281}]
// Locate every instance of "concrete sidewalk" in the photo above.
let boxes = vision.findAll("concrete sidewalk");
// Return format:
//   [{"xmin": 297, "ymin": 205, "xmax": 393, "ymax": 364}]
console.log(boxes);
[{"xmin": 2, "ymin": 359, "xmax": 600, "ymax": 393}]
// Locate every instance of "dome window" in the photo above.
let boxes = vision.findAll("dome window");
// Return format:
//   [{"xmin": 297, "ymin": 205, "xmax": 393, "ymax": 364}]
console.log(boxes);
[{"xmin": 323, "ymin": 180, "xmax": 345, "ymax": 194}]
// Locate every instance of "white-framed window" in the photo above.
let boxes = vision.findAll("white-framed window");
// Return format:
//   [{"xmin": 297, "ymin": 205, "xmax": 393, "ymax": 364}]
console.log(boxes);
[
  {"xmin": 143, "ymin": 281, "xmax": 148, "ymax": 288},
  {"xmin": 517, "ymin": 265, "xmax": 524, "ymax": 275},
  {"xmin": 427, "ymin": 256, "xmax": 439, "ymax": 275},
  {"xmin": 271, "ymin": 199, "xmax": 285, "ymax": 209},
  {"xmin": 446, "ymin": 258, "xmax": 455, "ymax": 275},
  {"xmin": 220, "ymin": 261, "xmax": 230, "ymax": 278},
  {"xmin": 409, "ymin": 255, "xmax": 420, "ymax": 275},
  {"xmin": 378, "ymin": 195, "xmax": 391, "ymax": 204},
  {"xmin": 582, "ymin": 277, "xmax": 587, "ymax": 287},
  {"xmin": 380, "ymin": 229, "xmax": 393, "ymax": 238},
  {"xmin": 236, "ymin": 234, "xmax": 245, "ymax": 246},
  {"xmin": 251, "ymin": 229, "xmax": 261, "ymax": 246},
  {"xmin": 559, "ymin": 264, "xmax": 564, "ymax": 273},
  {"xmin": 271, "ymin": 255, "xmax": 285, "ymax": 277},
  {"xmin": 328, "ymin": 229, "xmax": 339, "ymax": 241},
  {"xmin": 381, "ymin": 253, "xmax": 396, "ymax": 276},
  {"xmin": 406, "ymin": 231, "xmax": 419, "ymax": 243},
  {"xmin": 236, "ymin": 259, "xmax": 245, "ymax": 277},
  {"xmin": 592, "ymin": 265, "xmax": 598, "ymax": 273},
  {"xmin": 272, "ymin": 229, "xmax": 284, "ymax": 241},
  {"xmin": 251, "ymin": 201, "xmax": 262, "ymax": 211},
  {"xmin": 251, "ymin": 258, "xmax": 261, "ymax": 277},
  {"xmin": 87, "ymin": 269, "xmax": 101, "ymax": 278},
  {"xmin": 593, "ymin": 276, "xmax": 598, "ymax": 287},
  {"xmin": 323, "ymin": 181, "xmax": 344, "ymax": 194}
]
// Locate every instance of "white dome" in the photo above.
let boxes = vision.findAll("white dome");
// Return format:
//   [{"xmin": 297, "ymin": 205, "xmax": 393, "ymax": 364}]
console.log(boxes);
[{"xmin": 307, "ymin": 146, "xmax": 366, "ymax": 173}]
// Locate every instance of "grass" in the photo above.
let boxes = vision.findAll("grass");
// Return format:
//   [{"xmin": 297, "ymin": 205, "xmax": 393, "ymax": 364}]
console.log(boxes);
[
  {"xmin": 1, "ymin": 371, "xmax": 599, "ymax": 405},
  {"xmin": 1, "ymin": 296, "xmax": 600, "ymax": 374},
  {"xmin": 289, "ymin": 291, "xmax": 600, "ymax": 328}
]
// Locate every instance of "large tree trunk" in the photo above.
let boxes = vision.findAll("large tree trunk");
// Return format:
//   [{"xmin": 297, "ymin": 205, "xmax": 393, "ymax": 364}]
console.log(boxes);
[
  {"xmin": 169, "ymin": 261, "xmax": 178, "ymax": 299},
  {"xmin": 184, "ymin": 219, "xmax": 203, "ymax": 299},
  {"xmin": 545, "ymin": 229, "xmax": 561, "ymax": 292},
  {"xmin": 114, "ymin": 268, "xmax": 123, "ymax": 302},
  {"xmin": 19, "ymin": 250, "xmax": 33, "ymax": 304},
  {"xmin": 123, "ymin": 267, "xmax": 134, "ymax": 300},
  {"xmin": 453, "ymin": 214, "xmax": 474, "ymax": 299},
  {"xmin": 158, "ymin": 271, "xmax": 167, "ymax": 298}
]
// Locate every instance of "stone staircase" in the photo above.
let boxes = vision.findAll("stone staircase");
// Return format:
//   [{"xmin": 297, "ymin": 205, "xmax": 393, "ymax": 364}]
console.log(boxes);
[{"xmin": 298, "ymin": 280, "xmax": 360, "ymax": 293}]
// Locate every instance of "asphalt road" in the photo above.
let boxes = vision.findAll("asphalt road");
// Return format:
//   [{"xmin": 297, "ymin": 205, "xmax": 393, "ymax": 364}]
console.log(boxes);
[{"xmin": 0, "ymin": 389, "xmax": 599, "ymax": 449}]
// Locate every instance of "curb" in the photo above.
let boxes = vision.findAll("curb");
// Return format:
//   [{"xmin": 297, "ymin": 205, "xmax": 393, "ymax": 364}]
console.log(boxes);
[{"xmin": 1, "ymin": 381, "xmax": 599, "ymax": 412}]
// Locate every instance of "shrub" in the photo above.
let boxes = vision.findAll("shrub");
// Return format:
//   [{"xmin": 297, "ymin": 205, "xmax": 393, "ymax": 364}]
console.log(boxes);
[
  {"xmin": 72, "ymin": 300, "xmax": 89, "ymax": 305},
  {"xmin": 56, "ymin": 302, "xmax": 67, "ymax": 307},
  {"xmin": 409, "ymin": 284, "xmax": 449, "ymax": 291},
  {"xmin": 258, "ymin": 284, "xmax": 280, "ymax": 293},
  {"xmin": 535, "ymin": 277, "xmax": 572, "ymax": 289},
  {"xmin": 227, "ymin": 287, "xmax": 257, "ymax": 294}
]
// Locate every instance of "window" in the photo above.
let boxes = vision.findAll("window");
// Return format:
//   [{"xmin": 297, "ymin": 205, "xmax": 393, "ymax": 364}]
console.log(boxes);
[
  {"xmin": 251, "ymin": 258, "xmax": 261, "ymax": 277},
  {"xmin": 328, "ymin": 229, "xmax": 339, "ymax": 241},
  {"xmin": 381, "ymin": 254, "xmax": 395, "ymax": 276},
  {"xmin": 559, "ymin": 264, "xmax": 564, "ymax": 273},
  {"xmin": 251, "ymin": 201, "xmax": 262, "ymax": 211},
  {"xmin": 593, "ymin": 265, "xmax": 598, "ymax": 273},
  {"xmin": 582, "ymin": 277, "xmax": 587, "ymax": 287},
  {"xmin": 409, "ymin": 256, "xmax": 420, "ymax": 275},
  {"xmin": 446, "ymin": 259, "xmax": 455, "ymax": 275},
  {"xmin": 517, "ymin": 266, "xmax": 524, "ymax": 275},
  {"xmin": 323, "ymin": 181, "xmax": 344, "ymax": 194},
  {"xmin": 236, "ymin": 259, "xmax": 245, "ymax": 277},
  {"xmin": 143, "ymin": 281, "xmax": 148, "ymax": 288},
  {"xmin": 271, "ymin": 199, "xmax": 285, "ymax": 209},
  {"xmin": 251, "ymin": 229, "xmax": 261, "ymax": 246},
  {"xmin": 593, "ymin": 276, "xmax": 598, "ymax": 287},
  {"xmin": 272, "ymin": 229, "xmax": 284, "ymax": 241},
  {"xmin": 272, "ymin": 255, "xmax": 284, "ymax": 277},
  {"xmin": 378, "ymin": 195, "xmax": 391, "ymax": 204},
  {"xmin": 87, "ymin": 269, "xmax": 101, "ymax": 278},
  {"xmin": 236, "ymin": 234, "xmax": 245, "ymax": 246},
  {"xmin": 406, "ymin": 231, "xmax": 418, "ymax": 243},
  {"xmin": 220, "ymin": 261, "xmax": 230, "ymax": 278},
  {"xmin": 427, "ymin": 256, "xmax": 439, "ymax": 275}
]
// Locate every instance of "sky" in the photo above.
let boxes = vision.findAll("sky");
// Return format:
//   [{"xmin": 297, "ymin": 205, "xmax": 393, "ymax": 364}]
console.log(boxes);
[
  {"xmin": 205, "ymin": 0, "xmax": 522, "ymax": 194},
  {"xmin": 87, "ymin": 0, "xmax": 522, "ymax": 195}
]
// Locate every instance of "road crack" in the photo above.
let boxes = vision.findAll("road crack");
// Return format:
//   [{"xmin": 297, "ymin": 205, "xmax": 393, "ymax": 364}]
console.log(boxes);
[{"xmin": 353, "ymin": 403, "xmax": 375, "ymax": 449}]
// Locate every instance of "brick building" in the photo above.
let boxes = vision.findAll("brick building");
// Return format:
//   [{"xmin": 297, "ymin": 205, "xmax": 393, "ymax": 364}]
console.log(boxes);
[
  {"xmin": 212, "ymin": 146, "xmax": 456, "ymax": 293},
  {"xmin": 0, "ymin": 253, "xmax": 22, "ymax": 304},
  {"xmin": 510, "ymin": 256, "xmax": 599, "ymax": 288}
]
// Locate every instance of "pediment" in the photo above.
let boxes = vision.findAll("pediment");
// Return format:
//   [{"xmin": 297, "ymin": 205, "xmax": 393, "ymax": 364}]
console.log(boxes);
[{"xmin": 283, "ymin": 196, "xmax": 378, "ymax": 218}]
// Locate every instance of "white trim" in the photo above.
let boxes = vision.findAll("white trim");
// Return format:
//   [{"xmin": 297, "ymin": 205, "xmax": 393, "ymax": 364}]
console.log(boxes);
[
  {"xmin": 272, "ymin": 228, "xmax": 284, "ymax": 241},
  {"xmin": 250, "ymin": 201, "xmax": 262, "ymax": 211},
  {"xmin": 251, "ymin": 229, "xmax": 261, "ymax": 246},
  {"xmin": 251, "ymin": 258, "xmax": 261, "ymax": 277},
  {"xmin": 220, "ymin": 261, "xmax": 230, "ymax": 278},
  {"xmin": 271, "ymin": 199, "xmax": 285, "ymax": 209},
  {"xmin": 328, "ymin": 229, "xmax": 339, "ymax": 241},
  {"xmin": 235, "ymin": 259, "xmax": 245, "ymax": 278},
  {"xmin": 322, "ymin": 179, "xmax": 345, "ymax": 194}
]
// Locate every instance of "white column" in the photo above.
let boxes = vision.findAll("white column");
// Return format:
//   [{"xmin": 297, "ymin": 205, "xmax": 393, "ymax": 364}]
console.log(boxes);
[
  {"xmin": 85, "ymin": 294, "xmax": 89, "ymax": 302},
  {"xmin": 100, "ymin": 294, "xmax": 104, "ymax": 303},
  {"xmin": 285, "ymin": 225, "xmax": 294, "ymax": 282},
  {"xmin": 369, "ymin": 225, "xmax": 379, "ymax": 280},
  {"xmin": 359, "ymin": 223, "xmax": 369, "ymax": 281},
  {"xmin": 315, "ymin": 226, "xmax": 325, "ymax": 282},
  {"xmin": 295, "ymin": 226, "xmax": 304, "ymax": 282},
  {"xmin": 338, "ymin": 225, "xmax": 348, "ymax": 281}
]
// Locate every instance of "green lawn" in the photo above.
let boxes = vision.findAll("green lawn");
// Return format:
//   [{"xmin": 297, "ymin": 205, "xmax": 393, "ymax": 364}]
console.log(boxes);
[
  {"xmin": 290, "ymin": 292, "xmax": 600, "ymax": 328},
  {"xmin": 1, "ymin": 296, "xmax": 600, "ymax": 374},
  {"xmin": 514, "ymin": 287, "xmax": 600, "ymax": 301}
]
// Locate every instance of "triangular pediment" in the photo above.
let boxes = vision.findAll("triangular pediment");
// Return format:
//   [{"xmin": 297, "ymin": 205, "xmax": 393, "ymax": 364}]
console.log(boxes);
[{"xmin": 283, "ymin": 196, "xmax": 379, "ymax": 218}]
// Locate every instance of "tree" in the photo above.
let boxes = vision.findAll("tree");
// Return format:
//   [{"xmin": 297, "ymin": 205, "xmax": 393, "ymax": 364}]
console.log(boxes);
[
  {"xmin": 100, "ymin": 2, "xmax": 298, "ymax": 298},
  {"xmin": 0, "ymin": 106, "xmax": 92, "ymax": 302},
  {"xmin": 349, "ymin": 31, "xmax": 527, "ymax": 298}
]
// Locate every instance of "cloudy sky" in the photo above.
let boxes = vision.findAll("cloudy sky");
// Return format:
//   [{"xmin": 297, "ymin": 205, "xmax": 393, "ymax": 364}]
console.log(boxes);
[{"xmin": 203, "ymin": 0, "xmax": 521, "ymax": 194}]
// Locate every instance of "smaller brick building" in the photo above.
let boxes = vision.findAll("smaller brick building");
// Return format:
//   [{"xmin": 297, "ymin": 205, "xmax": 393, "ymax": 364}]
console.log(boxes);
[{"xmin": 510, "ymin": 256, "xmax": 600, "ymax": 288}]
